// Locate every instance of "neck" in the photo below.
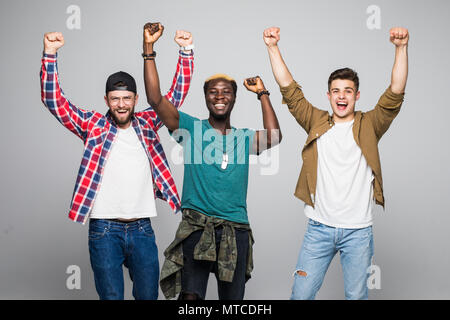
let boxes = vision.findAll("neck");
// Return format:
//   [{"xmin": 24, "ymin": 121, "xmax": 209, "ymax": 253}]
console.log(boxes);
[
  {"xmin": 117, "ymin": 122, "xmax": 131, "ymax": 129},
  {"xmin": 208, "ymin": 116, "xmax": 231, "ymax": 135},
  {"xmin": 332, "ymin": 112, "xmax": 355, "ymax": 123}
]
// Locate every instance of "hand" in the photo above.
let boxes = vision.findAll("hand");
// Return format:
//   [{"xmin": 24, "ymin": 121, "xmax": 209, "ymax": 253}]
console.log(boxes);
[
  {"xmin": 263, "ymin": 27, "xmax": 280, "ymax": 47},
  {"xmin": 244, "ymin": 76, "xmax": 266, "ymax": 94},
  {"xmin": 143, "ymin": 22, "xmax": 164, "ymax": 44},
  {"xmin": 174, "ymin": 30, "xmax": 193, "ymax": 48},
  {"xmin": 44, "ymin": 32, "xmax": 64, "ymax": 54},
  {"xmin": 390, "ymin": 27, "xmax": 409, "ymax": 47}
]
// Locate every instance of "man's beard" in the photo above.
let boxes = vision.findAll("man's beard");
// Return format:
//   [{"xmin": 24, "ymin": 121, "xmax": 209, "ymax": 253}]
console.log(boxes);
[{"xmin": 111, "ymin": 110, "xmax": 133, "ymax": 126}]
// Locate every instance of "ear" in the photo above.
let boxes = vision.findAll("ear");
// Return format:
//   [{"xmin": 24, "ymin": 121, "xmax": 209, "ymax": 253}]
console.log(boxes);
[
  {"xmin": 134, "ymin": 94, "xmax": 139, "ymax": 106},
  {"xmin": 104, "ymin": 95, "xmax": 108, "ymax": 105},
  {"xmin": 355, "ymin": 90, "xmax": 360, "ymax": 101},
  {"xmin": 327, "ymin": 91, "xmax": 331, "ymax": 102}
]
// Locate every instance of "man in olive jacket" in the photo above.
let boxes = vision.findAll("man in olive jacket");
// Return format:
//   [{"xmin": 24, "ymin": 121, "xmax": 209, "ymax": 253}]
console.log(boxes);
[{"xmin": 263, "ymin": 26, "xmax": 409, "ymax": 299}]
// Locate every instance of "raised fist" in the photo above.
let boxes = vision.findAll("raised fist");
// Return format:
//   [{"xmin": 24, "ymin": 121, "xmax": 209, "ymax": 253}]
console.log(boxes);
[
  {"xmin": 143, "ymin": 22, "xmax": 164, "ymax": 44},
  {"xmin": 44, "ymin": 32, "xmax": 64, "ymax": 54},
  {"xmin": 244, "ymin": 76, "xmax": 266, "ymax": 94},
  {"xmin": 174, "ymin": 30, "xmax": 193, "ymax": 48},
  {"xmin": 263, "ymin": 27, "xmax": 280, "ymax": 47},
  {"xmin": 390, "ymin": 27, "xmax": 409, "ymax": 47}
]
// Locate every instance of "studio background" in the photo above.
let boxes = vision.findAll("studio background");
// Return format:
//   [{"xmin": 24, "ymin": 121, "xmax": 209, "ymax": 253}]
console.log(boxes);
[{"xmin": 1, "ymin": 0, "xmax": 449, "ymax": 299}]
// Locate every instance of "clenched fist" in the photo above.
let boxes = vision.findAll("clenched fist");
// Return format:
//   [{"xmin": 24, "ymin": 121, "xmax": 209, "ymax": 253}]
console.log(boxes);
[
  {"xmin": 263, "ymin": 27, "xmax": 280, "ymax": 47},
  {"xmin": 174, "ymin": 30, "xmax": 193, "ymax": 48},
  {"xmin": 244, "ymin": 76, "xmax": 266, "ymax": 94},
  {"xmin": 143, "ymin": 22, "xmax": 164, "ymax": 44},
  {"xmin": 44, "ymin": 32, "xmax": 64, "ymax": 54},
  {"xmin": 390, "ymin": 27, "xmax": 409, "ymax": 47}
]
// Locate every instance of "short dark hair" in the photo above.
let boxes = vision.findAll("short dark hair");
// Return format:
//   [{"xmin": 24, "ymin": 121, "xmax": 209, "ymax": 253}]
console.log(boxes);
[
  {"xmin": 328, "ymin": 68, "xmax": 359, "ymax": 92},
  {"xmin": 203, "ymin": 78, "xmax": 237, "ymax": 96}
]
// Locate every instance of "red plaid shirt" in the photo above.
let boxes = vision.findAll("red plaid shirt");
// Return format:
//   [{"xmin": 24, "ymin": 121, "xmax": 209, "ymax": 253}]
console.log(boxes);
[{"xmin": 40, "ymin": 51, "xmax": 194, "ymax": 224}]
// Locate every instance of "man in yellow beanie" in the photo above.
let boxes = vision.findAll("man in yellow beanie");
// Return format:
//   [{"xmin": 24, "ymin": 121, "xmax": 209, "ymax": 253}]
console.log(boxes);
[{"xmin": 143, "ymin": 24, "xmax": 282, "ymax": 300}]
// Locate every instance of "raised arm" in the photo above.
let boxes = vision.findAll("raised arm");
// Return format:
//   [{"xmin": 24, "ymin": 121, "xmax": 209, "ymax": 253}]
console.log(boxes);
[
  {"xmin": 143, "ymin": 23, "xmax": 194, "ymax": 131},
  {"xmin": 40, "ymin": 32, "xmax": 93, "ymax": 140},
  {"xmin": 263, "ymin": 27, "xmax": 327, "ymax": 133},
  {"xmin": 366, "ymin": 27, "xmax": 409, "ymax": 139},
  {"xmin": 389, "ymin": 27, "xmax": 409, "ymax": 94},
  {"xmin": 244, "ymin": 76, "xmax": 282, "ymax": 154},
  {"xmin": 264, "ymin": 27, "xmax": 294, "ymax": 87}
]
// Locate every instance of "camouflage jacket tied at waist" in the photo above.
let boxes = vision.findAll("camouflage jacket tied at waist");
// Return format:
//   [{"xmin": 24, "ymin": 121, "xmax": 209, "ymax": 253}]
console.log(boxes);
[{"xmin": 160, "ymin": 208, "xmax": 254, "ymax": 299}]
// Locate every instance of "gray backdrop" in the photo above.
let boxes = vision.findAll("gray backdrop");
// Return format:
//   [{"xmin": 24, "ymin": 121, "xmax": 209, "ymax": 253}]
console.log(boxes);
[{"xmin": 1, "ymin": 0, "xmax": 449, "ymax": 299}]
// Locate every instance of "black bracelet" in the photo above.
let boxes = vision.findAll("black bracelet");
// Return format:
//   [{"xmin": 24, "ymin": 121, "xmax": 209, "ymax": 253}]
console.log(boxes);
[
  {"xmin": 142, "ymin": 51, "xmax": 157, "ymax": 58},
  {"xmin": 257, "ymin": 90, "xmax": 270, "ymax": 100}
]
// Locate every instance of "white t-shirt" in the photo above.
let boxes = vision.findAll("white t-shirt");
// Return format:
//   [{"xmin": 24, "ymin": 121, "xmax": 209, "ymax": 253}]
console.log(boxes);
[
  {"xmin": 90, "ymin": 126, "xmax": 157, "ymax": 219},
  {"xmin": 304, "ymin": 119, "xmax": 374, "ymax": 228}
]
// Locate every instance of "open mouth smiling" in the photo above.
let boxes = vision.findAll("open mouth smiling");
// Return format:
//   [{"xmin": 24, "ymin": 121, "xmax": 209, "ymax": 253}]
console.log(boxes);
[
  {"xmin": 213, "ymin": 103, "xmax": 226, "ymax": 110},
  {"xmin": 336, "ymin": 102, "xmax": 348, "ymax": 110}
]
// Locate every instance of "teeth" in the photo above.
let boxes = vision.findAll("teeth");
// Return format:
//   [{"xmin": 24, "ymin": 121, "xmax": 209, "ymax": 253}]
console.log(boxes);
[{"xmin": 214, "ymin": 104, "xmax": 225, "ymax": 107}]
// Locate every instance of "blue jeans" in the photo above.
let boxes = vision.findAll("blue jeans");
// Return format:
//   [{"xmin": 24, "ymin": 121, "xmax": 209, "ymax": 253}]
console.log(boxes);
[
  {"xmin": 88, "ymin": 218, "xmax": 159, "ymax": 300},
  {"xmin": 291, "ymin": 219, "xmax": 374, "ymax": 300}
]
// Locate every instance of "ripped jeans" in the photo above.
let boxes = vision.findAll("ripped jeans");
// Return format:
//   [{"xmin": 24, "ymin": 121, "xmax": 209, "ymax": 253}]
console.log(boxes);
[{"xmin": 291, "ymin": 219, "xmax": 373, "ymax": 300}]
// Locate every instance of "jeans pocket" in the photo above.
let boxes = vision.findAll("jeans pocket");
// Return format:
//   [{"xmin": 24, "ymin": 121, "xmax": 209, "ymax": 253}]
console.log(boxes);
[
  {"xmin": 358, "ymin": 226, "xmax": 373, "ymax": 240},
  {"xmin": 88, "ymin": 223, "xmax": 109, "ymax": 241},
  {"xmin": 139, "ymin": 221, "xmax": 155, "ymax": 237}
]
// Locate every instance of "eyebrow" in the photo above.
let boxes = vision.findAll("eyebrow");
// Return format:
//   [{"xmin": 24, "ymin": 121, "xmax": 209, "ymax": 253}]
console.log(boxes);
[
  {"xmin": 331, "ymin": 87, "xmax": 355, "ymax": 92},
  {"xmin": 208, "ymin": 87, "xmax": 232, "ymax": 92}
]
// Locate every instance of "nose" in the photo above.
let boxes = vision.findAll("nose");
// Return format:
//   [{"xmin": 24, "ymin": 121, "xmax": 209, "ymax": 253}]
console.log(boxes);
[
  {"xmin": 118, "ymin": 97, "xmax": 126, "ymax": 108},
  {"xmin": 215, "ymin": 91, "xmax": 225, "ymax": 100}
]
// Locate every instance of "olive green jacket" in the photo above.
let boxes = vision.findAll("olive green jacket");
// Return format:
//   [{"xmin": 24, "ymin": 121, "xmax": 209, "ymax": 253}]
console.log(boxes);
[
  {"xmin": 280, "ymin": 80, "xmax": 405, "ymax": 208},
  {"xmin": 160, "ymin": 209, "xmax": 254, "ymax": 299}
]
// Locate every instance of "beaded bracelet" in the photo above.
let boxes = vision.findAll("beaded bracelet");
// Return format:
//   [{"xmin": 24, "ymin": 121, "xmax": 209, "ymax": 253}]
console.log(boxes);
[{"xmin": 257, "ymin": 90, "xmax": 270, "ymax": 100}]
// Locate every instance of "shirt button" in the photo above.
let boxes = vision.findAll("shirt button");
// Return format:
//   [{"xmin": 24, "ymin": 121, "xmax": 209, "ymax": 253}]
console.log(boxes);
[{"xmin": 315, "ymin": 133, "xmax": 319, "ymax": 137}]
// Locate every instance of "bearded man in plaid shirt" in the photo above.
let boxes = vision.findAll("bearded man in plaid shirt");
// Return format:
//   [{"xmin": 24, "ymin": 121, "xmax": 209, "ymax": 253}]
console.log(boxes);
[{"xmin": 40, "ymin": 25, "xmax": 194, "ymax": 300}]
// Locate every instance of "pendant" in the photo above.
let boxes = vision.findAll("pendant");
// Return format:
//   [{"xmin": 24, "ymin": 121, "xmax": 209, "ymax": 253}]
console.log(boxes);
[{"xmin": 221, "ymin": 153, "xmax": 229, "ymax": 170}]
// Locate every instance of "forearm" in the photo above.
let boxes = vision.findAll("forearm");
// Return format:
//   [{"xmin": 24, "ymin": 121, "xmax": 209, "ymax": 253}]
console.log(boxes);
[
  {"xmin": 165, "ymin": 50, "xmax": 194, "ymax": 108},
  {"xmin": 143, "ymin": 43, "xmax": 180, "ymax": 131},
  {"xmin": 40, "ymin": 54, "xmax": 89, "ymax": 139},
  {"xmin": 267, "ymin": 45, "xmax": 294, "ymax": 87},
  {"xmin": 260, "ymin": 94, "xmax": 282, "ymax": 142},
  {"xmin": 390, "ymin": 45, "xmax": 408, "ymax": 94},
  {"xmin": 253, "ymin": 94, "xmax": 282, "ymax": 153},
  {"xmin": 143, "ymin": 43, "xmax": 163, "ymax": 106}
]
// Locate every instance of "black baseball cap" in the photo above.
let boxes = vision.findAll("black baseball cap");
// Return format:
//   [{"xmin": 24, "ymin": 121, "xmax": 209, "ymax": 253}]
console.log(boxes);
[{"xmin": 105, "ymin": 71, "xmax": 137, "ymax": 94}]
